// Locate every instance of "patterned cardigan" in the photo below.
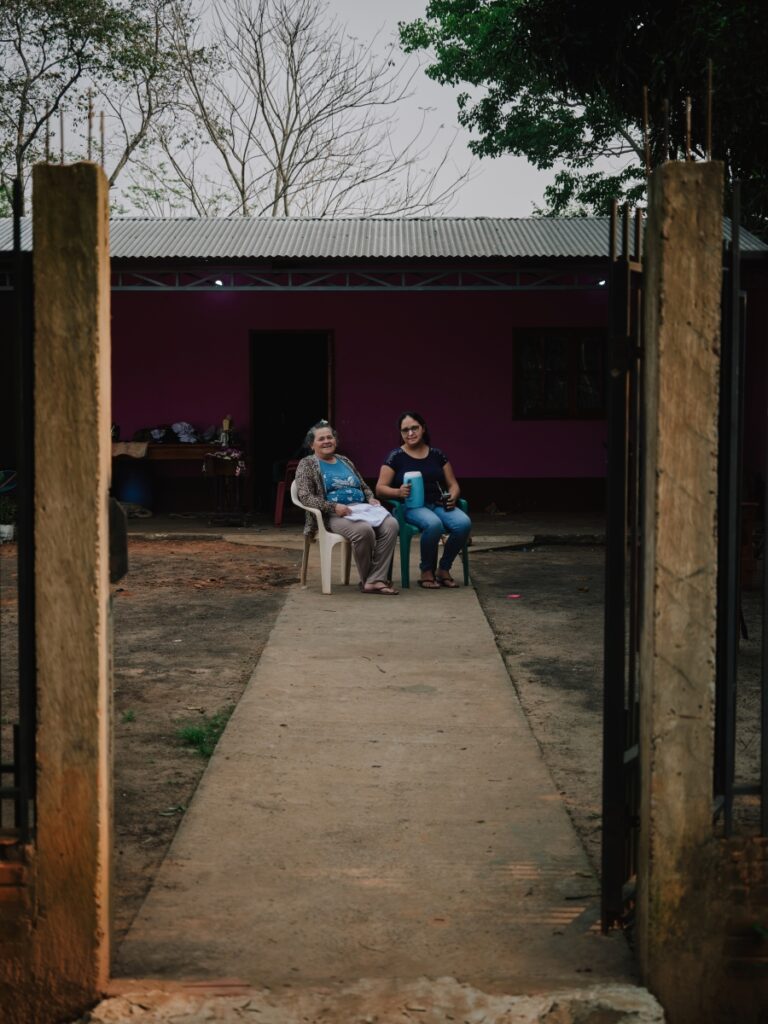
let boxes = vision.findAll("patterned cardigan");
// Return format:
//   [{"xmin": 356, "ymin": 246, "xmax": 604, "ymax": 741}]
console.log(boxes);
[{"xmin": 294, "ymin": 454, "xmax": 375, "ymax": 536}]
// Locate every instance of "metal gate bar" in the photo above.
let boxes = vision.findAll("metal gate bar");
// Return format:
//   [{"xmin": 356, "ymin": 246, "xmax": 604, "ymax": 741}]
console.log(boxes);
[
  {"xmin": 714, "ymin": 182, "xmax": 767, "ymax": 838},
  {"xmin": 714, "ymin": 186, "xmax": 744, "ymax": 836},
  {"xmin": 0, "ymin": 179, "xmax": 36, "ymax": 840},
  {"xmin": 601, "ymin": 202, "xmax": 644, "ymax": 930},
  {"xmin": 763, "ymin": 394, "xmax": 768, "ymax": 835}
]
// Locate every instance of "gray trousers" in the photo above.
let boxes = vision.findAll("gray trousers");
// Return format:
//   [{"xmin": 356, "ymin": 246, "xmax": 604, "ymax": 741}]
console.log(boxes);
[{"xmin": 327, "ymin": 513, "xmax": 399, "ymax": 586}]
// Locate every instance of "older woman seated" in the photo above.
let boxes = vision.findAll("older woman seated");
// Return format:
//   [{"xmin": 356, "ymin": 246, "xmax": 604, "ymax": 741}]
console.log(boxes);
[{"xmin": 295, "ymin": 420, "xmax": 400, "ymax": 595}]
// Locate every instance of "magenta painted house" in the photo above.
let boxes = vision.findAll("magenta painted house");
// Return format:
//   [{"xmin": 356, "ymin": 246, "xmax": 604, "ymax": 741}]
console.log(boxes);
[{"xmin": 2, "ymin": 215, "xmax": 766, "ymax": 513}]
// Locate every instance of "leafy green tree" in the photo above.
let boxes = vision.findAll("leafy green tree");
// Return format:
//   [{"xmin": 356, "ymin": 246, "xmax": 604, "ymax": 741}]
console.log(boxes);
[
  {"xmin": 400, "ymin": 1, "xmax": 768, "ymax": 233},
  {"xmin": 0, "ymin": 0, "xmax": 201, "ymax": 213}
]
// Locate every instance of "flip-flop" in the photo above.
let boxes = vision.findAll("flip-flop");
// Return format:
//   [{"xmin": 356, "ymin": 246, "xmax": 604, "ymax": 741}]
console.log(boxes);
[
  {"xmin": 362, "ymin": 584, "xmax": 399, "ymax": 595},
  {"xmin": 417, "ymin": 578, "xmax": 441, "ymax": 589},
  {"xmin": 437, "ymin": 575, "xmax": 459, "ymax": 588}
]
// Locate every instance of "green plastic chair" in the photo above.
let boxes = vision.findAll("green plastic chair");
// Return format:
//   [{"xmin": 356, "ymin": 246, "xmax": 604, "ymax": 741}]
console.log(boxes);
[{"xmin": 388, "ymin": 498, "xmax": 471, "ymax": 588}]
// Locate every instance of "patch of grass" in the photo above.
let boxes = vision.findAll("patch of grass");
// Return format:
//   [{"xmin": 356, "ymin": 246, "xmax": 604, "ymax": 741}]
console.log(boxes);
[
  {"xmin": 121, "ymin": 709, "xmax": 136, "ymax": 723},
  {"xmin": 176, "ymin": 705, "xmax": 235, "ymax": 759}
]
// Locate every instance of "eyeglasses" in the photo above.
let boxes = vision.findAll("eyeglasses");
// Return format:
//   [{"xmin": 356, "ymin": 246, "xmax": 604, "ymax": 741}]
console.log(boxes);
[{"xmin": 400, "ymin": 425, "xmax": 421, "ymax": 434}]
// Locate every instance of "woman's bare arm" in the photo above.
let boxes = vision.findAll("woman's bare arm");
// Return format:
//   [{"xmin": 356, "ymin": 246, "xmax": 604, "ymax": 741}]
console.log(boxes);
[{"xmin": 375, "ymin": 464, "xmax": 411, "ymax": 500}]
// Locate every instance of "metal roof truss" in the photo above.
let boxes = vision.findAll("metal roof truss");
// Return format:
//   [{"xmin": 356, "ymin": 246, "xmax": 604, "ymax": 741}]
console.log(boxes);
[{"xmin": 106, "ymin": 265, "xmax": 606, "ymax": 291}]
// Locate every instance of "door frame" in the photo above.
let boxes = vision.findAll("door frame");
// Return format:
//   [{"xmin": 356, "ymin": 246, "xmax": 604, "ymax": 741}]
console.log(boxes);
[{"xmin": 248, "ymin": 328, "xmax": 335, "ymax": 511}]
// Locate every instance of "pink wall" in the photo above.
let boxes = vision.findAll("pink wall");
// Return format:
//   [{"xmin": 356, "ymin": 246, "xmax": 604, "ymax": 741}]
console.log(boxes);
[{"xmin": 112, "ymin": 285, "xmax": 610, "ymax": 479}]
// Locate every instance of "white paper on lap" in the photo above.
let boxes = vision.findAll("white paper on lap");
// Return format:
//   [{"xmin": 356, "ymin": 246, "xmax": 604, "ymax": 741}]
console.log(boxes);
[{"xmin": 343, "ymin": 503, "xmax": 390, "ymax": 526}]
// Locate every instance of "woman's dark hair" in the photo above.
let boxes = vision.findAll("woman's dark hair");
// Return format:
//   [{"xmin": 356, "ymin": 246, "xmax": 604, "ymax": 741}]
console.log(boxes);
[
  {"xmin": 397, "ymin": 410, "xmax": 431, "ymax": 446},
  {"xmin": 303, "ymin": 419, "xmax": 337, "ymax": 450}
]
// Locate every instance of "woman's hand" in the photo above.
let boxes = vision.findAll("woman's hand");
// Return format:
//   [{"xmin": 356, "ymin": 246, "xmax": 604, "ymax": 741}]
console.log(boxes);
[
  {"xmin": 442, "ymin": 463, "xmax": 460, "ymax": 511},
  {"xmin": 398, "ymin": 483, "xmax": 411, "ymax": 499},
  {"xmin": 368, "ymin": 498, "xmax": 381, "ymax": 507},
  {"xmin": 334, "ymin": 503, "xmax": 351, "ymax": 517}
]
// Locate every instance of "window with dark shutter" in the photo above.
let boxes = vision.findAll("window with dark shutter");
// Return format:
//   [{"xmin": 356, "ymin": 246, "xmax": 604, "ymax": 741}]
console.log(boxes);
[{"xmin": 513, "ymin": 328, "xmax": 606, "ymax": 419}]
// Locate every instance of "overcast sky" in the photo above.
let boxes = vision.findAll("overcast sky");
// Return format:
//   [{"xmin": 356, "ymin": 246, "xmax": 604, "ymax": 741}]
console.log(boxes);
[{"xmin": 328, "ymin": 0, "xmax": 556, "ymax": 218}]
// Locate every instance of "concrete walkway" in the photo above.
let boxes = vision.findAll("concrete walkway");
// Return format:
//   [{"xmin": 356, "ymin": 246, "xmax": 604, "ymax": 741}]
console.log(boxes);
[
  {"xmin": 115, "ymin": 539, "xmax": 635, "ymax": 996},
  {"xmin": 125, "ymin": 510, "xmax": 606, "ymax": 554}
]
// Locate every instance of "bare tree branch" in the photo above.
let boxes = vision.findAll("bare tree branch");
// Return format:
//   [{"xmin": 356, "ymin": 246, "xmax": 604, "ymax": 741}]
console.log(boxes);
[{"xmin": 125, "ymin": 0, "xmax": 473, "ymax": 217}]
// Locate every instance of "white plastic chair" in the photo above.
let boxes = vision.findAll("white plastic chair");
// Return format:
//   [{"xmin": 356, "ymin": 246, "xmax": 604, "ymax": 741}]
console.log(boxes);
[{"xmin": 290, "ymin": 479, "xmax": 352, "ymax": 594}]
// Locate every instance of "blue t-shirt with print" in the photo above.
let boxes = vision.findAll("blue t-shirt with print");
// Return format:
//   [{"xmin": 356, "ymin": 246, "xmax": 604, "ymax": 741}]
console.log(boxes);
[{"xmin": 319, "ymin": 459, "xmax": 365, "ymax": 504}]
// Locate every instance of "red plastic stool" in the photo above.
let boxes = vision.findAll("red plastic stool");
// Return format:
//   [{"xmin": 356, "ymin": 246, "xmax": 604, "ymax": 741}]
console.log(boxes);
[{"xmin": 274, "ymin": 459, "xmax": 300, "ymax": 526}]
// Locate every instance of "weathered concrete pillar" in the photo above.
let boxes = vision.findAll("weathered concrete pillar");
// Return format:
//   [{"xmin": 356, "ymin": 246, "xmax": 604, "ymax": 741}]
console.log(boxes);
[
  {"xmin": 3, "ymin": 163, "xmax": 112, "ymax": 1023},
  {"xmin": 636, "ymin": 162, "xmax": 723, "ymax": 1022}
]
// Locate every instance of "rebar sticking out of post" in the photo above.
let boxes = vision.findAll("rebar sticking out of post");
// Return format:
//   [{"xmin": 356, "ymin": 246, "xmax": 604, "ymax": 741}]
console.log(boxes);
[
  {"xmin": 663, "ymin": 99, "xmax": 670, "ymax": 162},
  {"xmin": 100, "ymin": 112, "xmax": 105, "ymax": 167},
  {"xmin": 707, "ymin": 59, "xmax": 713, "ymax": 160},
  {"xmin": 60, "ymin": 109, "xmax": 65, "ymax": 163},
  {"xmin": 642, "ymin": 86, "xmax": 651, "ymax": 177},
  {"xmin": 88, "ymin": 90, "xmax": 93, "ymax": 161},
  {"xmin": 685, "ymin": 96, "xmax": 692, "ymax": 160}
]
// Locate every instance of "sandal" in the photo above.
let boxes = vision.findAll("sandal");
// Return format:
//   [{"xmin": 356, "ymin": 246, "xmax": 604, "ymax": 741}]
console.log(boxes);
[
  {"xmin": 417, "ymin": 576, "xmax": 441, "ymax": 589},
  {"xmin": 437, "ymin": 573, "xmax": 459, "ymax": 588},
  {"xmin": 362, "ymin": 583, "xmax": 399, "ymax": 595}
]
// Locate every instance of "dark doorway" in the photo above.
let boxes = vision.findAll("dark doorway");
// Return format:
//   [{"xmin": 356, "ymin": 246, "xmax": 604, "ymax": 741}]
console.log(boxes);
[{"xmin": 249, "ymin": 330, "xmax": 333, "ymax": 512}]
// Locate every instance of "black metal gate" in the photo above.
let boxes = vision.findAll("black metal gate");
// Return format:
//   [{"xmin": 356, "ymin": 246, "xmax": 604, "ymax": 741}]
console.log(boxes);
[
  {"xmin": 714, "ymin": 184, "xmax": 768, "ymax": 838},
  {"xmin": 601, "ymin": 186, "xmax": 768, "ymax": 931},
  {"xmin": 601, "ymin": 202, "xmax": 644, "ymax": 931},
  {"xmin": 0, "ymin": 180, "xmax": 36, "ymax": 843}
]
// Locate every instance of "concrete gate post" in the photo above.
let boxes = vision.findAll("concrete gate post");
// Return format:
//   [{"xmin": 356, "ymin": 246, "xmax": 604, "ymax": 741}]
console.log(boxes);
[
  {"xmin": 636, "ymin": 162, "xmax": 723, "ymax": 1023},
  {"xmin": 2, "ymin": 163, "xmax": 112, "ymax": 1023}
]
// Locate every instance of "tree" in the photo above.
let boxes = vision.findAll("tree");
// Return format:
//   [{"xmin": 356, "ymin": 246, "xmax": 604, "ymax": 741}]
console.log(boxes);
[
  {"xmin": 124, "ymin": 0, "xmax": 471, "ymax": 217},
  {"xmin": 400, "ymin": 1, "xmax": 768, "ymax": 233},
  {"xmin": 0, "ymin": 0, "xmax": 203, "ymax": 213},
  {"xmin": 98, "ymin": 0, "xmax": 204, "ymax": 192}
]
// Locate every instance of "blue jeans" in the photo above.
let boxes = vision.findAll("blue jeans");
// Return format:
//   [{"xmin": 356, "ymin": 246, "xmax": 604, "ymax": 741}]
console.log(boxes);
[{"xmin": 404, "ymin": 503, "xmax": 472, "ymax": 574}]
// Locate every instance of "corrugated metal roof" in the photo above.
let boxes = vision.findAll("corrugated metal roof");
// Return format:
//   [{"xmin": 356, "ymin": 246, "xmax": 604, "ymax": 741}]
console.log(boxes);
[
  {"xmin": 1, "ymin": 215, "xmax": 765, "ymax": 259},
  {"xmin": 109, "ymin": 215, "xmax": 618, "ymax": 258}
]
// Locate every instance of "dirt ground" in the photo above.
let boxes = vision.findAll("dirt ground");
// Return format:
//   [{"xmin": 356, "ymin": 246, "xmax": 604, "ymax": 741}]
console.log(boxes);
[
  {"xmin": 472, "ymin": 544, "xmax": 765, "ymax": 853},
  {"xmin": 110, "ymin": 538, "xmax": 300, "ymax": 944},
  {"xmin": 471, "ymin": 545, "xmax": 607, "ymax": 872},
  {"xmin": 0, "ymin": 536, "xmax": 763, "ymax": 952},
  {"xmin": 474, "ymin": 544, "xmax": 765, "ymax": 846}
]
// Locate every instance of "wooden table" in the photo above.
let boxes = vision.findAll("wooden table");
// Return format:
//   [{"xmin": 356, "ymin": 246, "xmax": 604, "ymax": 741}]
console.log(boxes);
[
  {"xmin": 111, "ymin": 444, "xmax": 252, "ymax": 521},
  {"xmin": 112, "ymin": 442, "xmax": 214, "ymax": 461}
]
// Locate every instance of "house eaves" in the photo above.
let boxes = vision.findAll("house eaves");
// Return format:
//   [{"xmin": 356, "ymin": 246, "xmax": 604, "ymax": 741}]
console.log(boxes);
[{"xmin": 1, "ymin": 215, "xmax": 765, "ymax": 261}]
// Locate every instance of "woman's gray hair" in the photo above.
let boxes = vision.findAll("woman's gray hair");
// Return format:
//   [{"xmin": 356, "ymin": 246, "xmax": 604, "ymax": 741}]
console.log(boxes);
[{"xmin": 303, "ymin": 419, "xmax": 337, "ymax": 449}]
